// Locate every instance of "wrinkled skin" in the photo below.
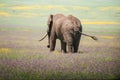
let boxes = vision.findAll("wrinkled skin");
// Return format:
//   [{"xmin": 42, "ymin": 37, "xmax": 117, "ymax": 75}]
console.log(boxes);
[
  {"xmin": 47, "ymin": 14, "xmax": 65, "ymax": 48},
  {"xmin": 66, "ymin": 15, "xmax": 82, "ymax": 52},
  {"xmin": 47, "ymin": 14, "xmax": 82, "ymax": 53}
]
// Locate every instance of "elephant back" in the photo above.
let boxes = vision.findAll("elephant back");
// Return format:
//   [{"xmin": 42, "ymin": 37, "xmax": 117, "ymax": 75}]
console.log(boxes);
[
  {"xmin": 53, "ymin": 14, "xmax": 65, "ymax": 20},
  {"xmin": 67, "ymin": 15, "xmax": 82, "ymax": 32}
]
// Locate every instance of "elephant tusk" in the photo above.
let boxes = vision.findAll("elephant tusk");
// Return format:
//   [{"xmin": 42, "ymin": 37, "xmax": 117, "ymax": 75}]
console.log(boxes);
[
  {"xmin": 79, "ymin": 31, "xmax": 98, "ymax": 40},
  {"xmin": 39, "ymin": 33, "xmax": 47, "ymax": 41}
]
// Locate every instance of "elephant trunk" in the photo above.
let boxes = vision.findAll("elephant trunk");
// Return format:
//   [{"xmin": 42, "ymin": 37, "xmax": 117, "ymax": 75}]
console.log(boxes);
[
  {"xmin": 79, "ymin": 31, "xmax": 98, "ymax": 40},
  {"xmin": 39, "ymin": 33, "xmax": 47, "ymax": 41}
]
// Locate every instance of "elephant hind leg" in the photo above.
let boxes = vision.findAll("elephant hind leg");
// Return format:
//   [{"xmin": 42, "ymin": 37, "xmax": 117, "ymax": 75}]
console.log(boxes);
[
  {"xmin": 68, "ymin": 45, "xmax": 74, "ymax": 53},
  {"xmin": 74, "ymin": 35, "xmax": 81, "ymax": 53},
  {"xmin": 61, "ymin": 40, "xmax": 67, "ymax": 53},
  {"xmin": 74, "ymin": 41, "xmax": 79, "ymax": 53},
  {"xmin": 64, "ymin": 32, "xmax": 74, "ymax": 53},
  {"xmin": 67, "ymin": 41, "xmax": 74, "ymax": 53}
]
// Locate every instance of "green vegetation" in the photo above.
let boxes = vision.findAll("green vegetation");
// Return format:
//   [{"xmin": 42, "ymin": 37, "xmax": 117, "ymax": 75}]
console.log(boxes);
[
  {"xmin": 0, "ymin": 24, "xmax": 120, "ymax": 79},
  {"xmin": 0, "ymin": 0, "xmax": 120, "ymax": 80}
]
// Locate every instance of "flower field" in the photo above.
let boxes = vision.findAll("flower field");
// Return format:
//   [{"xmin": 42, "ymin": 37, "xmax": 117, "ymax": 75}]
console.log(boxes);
[
  {"xmin": 0, "ymin": 0, "xmax": 120, "ymax": 79},
  {"xmin": 0, "ymin": 24, "xmax": 120, "ymax": 80}
]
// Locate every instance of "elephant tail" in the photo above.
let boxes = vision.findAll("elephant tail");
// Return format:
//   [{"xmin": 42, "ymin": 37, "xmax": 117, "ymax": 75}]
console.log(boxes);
[
  {"xmin": 39, "ymin": 33, "xmax": 47, "ymax": 41},
  {"xmin": 79, "ymin": 31, "xmax": 98, "ymax": 40}
]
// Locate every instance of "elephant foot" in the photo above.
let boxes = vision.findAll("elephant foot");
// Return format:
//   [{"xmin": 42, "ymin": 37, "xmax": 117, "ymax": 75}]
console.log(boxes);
[
  {"xmin": 61, "ymin": 49, "xmax": 67, "ymax": 53},
  {"xmin": 50, "ymin": 49, "xmax": 54, "ymax": 52},
  {"xmin": 47, "ymin": 45, "xmax": 50, "ymax": 48}
]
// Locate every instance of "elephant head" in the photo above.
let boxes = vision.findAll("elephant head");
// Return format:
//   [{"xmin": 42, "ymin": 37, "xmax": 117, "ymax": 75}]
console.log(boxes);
[
  {"xmin": 46, "ymin": 14, "xmax": 65, "ymax": 48},
  {"xmin": 46, "ymin": 14, "xmax": 53, "ymax": 48}
]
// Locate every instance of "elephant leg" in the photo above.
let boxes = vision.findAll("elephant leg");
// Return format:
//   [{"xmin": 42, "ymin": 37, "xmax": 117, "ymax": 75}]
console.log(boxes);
[
  {"xmin": 65, "ymin": 34, "xmax": 74, "ymax": 53},
  {"xmin": 74, "ymin": 33, "xmax": 81, "ymax": 52},
  {"xmin": 50, "ymin": 32, "xmax": 56, "ymax": 52},
  {"xmin": 74, "ymin": 37, "xmax": 80, "ymax": 53},
  {"xmin": 47, "ymin": 29, "xmax": 51, "ymax": 48},
  {"xmin": 67, "ymin": 42, "xmax": 74, "ymax": 53},
  {"xmin": 74, "ymin": 26, "xmax": 82, "ymax": 52},
  {"xmin": 47, "ymin": 33, "xmax": 50, "ymax": 48},
  {"xmin": 61, "ymin": 40, "xmax": 67, "ymax": 53}
]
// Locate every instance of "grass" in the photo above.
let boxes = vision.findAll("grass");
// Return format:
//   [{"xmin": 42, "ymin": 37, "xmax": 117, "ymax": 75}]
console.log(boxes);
[
  {"xmin": 0, "ymin": 1, "xmax": 120, "ymax": 78},
  {"xmin": 0, "ymin": 68, "xmax": 116, "ymax": 80},
  {"xmin": 0, "ymin": 24, "xmax": 120, "ymax": 80}
]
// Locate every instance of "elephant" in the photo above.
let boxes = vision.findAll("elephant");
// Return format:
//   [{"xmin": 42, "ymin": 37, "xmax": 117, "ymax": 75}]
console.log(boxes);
[
  {"xmin": 47, "ymin": 14, "xmax": 82, "ymax": 53},
  {"xmin": 39, "ymin": 14, "xmax": 98, "ymax": 53}
]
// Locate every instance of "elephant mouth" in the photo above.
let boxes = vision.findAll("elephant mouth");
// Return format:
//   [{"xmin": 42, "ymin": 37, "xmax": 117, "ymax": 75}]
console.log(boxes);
[{"xmin": 39, "ymin": 33, "xmax": 47, "ymax": 41}]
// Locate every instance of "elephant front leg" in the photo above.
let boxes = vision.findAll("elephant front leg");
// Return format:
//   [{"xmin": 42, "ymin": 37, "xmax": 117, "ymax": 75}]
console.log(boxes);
[
  {"xmin": 47, "ymin": 29, "xmax": 51, "ymax": 48},
  {"xmin": 50, "ymin": 32, "xmax": 56, "ymax": 52},
  {"xmin": 47, "ymin": 34, "xmax": 50, "ymax": 48}
]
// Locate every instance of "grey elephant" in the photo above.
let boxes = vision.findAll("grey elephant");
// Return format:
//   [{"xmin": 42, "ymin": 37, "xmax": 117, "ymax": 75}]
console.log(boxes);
[
  {"xmin": 47, "ymin": 14, "xmax": 65, "ymax": 48},
  {"xmin": 39, "ymin": 14, "xmax": 97, "ymax": 53}
]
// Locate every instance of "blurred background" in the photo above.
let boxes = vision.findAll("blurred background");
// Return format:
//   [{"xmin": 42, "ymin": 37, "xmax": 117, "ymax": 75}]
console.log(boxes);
[{"xmin": 0, "ymin": 0, "xmax": 120, "ymax": 27}]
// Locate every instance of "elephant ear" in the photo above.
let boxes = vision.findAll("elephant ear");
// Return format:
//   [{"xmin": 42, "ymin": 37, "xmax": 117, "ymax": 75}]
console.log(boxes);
[
  {"xmin": 50, "ymin": 14, "xmax": 53, "ymax": 22},
  {"xmin": 49, "ymin": 14, "xmax": 53, "ymax": 30},
  {"xmin": 47, "ymin": 14, "xmax": 53, "ymax": 26}
]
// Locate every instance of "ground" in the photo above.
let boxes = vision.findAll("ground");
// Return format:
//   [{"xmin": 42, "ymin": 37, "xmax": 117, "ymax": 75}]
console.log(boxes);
[{"xmin": 0, "ymin": 24, "xmax": 120, "ymax": 80}]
